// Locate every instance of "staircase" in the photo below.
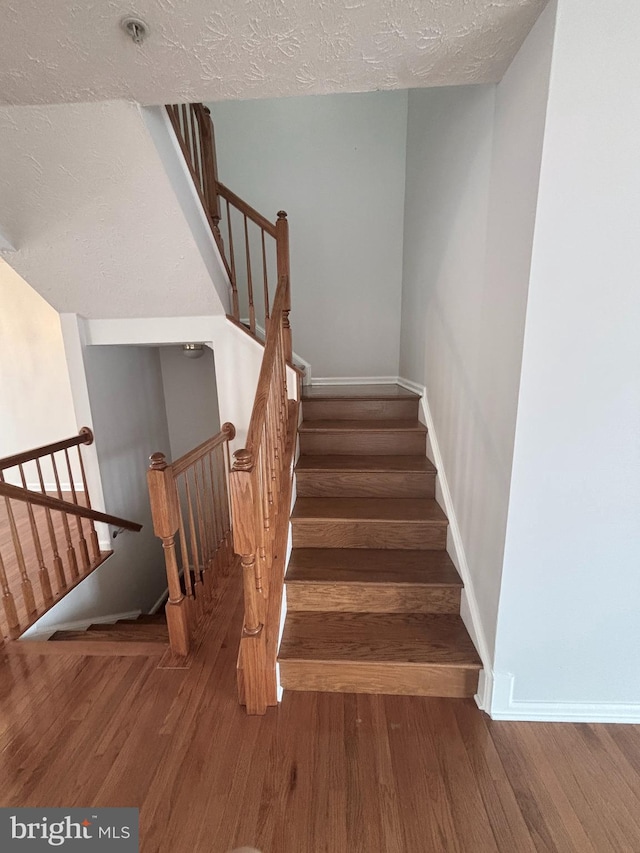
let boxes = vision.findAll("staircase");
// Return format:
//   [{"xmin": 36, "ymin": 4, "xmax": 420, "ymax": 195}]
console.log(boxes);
[
  {"xmin": 278, "ymin": 384, "xmax": 482, "ymax": 698},
  {"xmin": 46, "ymin": 613, "xmax": 168, "ymax": 655}
]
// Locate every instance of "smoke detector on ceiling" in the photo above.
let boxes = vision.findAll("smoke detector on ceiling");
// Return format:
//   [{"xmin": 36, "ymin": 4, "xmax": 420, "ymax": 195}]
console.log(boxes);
[{"xmin": 120, "ymin": 16, "xmax": 149, "ymax": 45}]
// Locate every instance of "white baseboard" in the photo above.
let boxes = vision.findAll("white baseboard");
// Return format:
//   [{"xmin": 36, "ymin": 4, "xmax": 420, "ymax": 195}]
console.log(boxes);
[
  {"xmin": 490, "ymin": 672, "xmax": 640, "ymax": 723},
  {"xmin": 311, "ymin": 375, "xmax": 399, "ymax": 386},
  {"xmin": 6, "ymin": 481, "xmax": 84, "ymax": 493},
  {"xmin": 397, "ymin": 376, "xmax": 494, "ymax": 711},
  {"xmin": 21, "ymin": 609, "xmax": 142, "ymax": 641},
  {"xmin": 149, "ymin": 586, "xmax": 169, "ymax": 615}
]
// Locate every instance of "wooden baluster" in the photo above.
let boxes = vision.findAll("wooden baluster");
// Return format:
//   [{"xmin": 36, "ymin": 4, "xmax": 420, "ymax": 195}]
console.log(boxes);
[
  {"xmin": 51, "ymin": 452, "xmax": 78, "ymax": 579},
  {"xmin": 64, "ymin": 448, "xmax": 90, "ymax": 571},
  {"xmin": 208, "ymin": 450, "xmax": 222, "ymax": 553},
  {"xmin": 276, "ymin": 211, "xmax": 292, "ymax": 361},
  {"xmin": 201, "ymin": 456, "xmax": 215, "ymax": 570},
  {"xmin": 176, "ymin": 475, "xmax": 195, "ymax": 604},
  {"xmin": 261, "ymin": 230, "xmax": 270, "ymax": 333},
  {"xmin": 0, "ymin": 477, "xmax": 37, "ymax": 617},
  {"xmin": 0, "ymin": 547, "xmax": 20, "ymax": 639},
  {"xmin": 181, "ymin": 104, "xmax": 190, "ymax": 163},
  {"xmin": 221, "ymin": 425, "xmax": 235, "ymax": 563},
  {"xmin": 185, "ymin": 473, "xmax": 202, "ymax": 593},
  {"xmin": 244, "ymin": 214, "xmax": 256, "ymax": 334},
  {"xmin": 259, "ymin": 429, "xmax": 273, "ymax": 563},
  {"xmin": 193, "ymin": 461, "xmax": 210, "ymax": 573},
  {"xmin": 226, "ymin": 199, "xmax": 240, "ymax": 319},
  {"xmin": 35, "ymin": 458, "xmax": 66, "ymax": 593},
  {"xmin": 18, "ymin": 465, "xmax": 53, "ymax": 605},
  {"xmin": 147, "ymin": 453, "xmax": 190, "ymax": 656},
  {"xmin": 76, "ymin": 443, "xmax": 100, "ymax": 561},
  {"xmin": 202, "ymin": 452, "xmax": 218, "ymax": 593},
  {"xmin": 190, "ymin": 106, "xmax": 202, "ymax": 193}
]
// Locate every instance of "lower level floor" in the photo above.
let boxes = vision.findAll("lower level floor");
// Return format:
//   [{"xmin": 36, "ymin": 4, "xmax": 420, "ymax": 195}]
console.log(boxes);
[{"xmin": 1, "ymin": 570, "xmax": 639, "ymax": 851}]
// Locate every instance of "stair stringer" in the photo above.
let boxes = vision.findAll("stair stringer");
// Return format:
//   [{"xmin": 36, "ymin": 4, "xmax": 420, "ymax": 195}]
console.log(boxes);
[{"xmin": 396, "ymin": 377, "xmax": 493, "ymax": 710}]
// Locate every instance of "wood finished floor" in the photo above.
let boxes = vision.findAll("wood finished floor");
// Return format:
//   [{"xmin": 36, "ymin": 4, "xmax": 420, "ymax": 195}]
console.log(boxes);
[{"xmin": 2, "ymin": 570, "xmax": 640, "ymax": 852}]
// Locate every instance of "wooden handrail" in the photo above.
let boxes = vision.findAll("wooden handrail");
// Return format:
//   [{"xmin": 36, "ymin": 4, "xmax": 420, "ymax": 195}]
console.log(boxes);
[
  {"xmin": 172, "ymin": 422, "xmax": 235, "ymax": 476},
  {"xmin": 147, "ymin": 424, "xmax": 236, "ymax": 657},
  {"xmin": 0, "ymin": 428, "xmax": 93, "ymax": 471},
  {"xmin": 215, "ymin": 182, "xmax": 277, "ymax": 238},
  {"xmin": 0, "ymin": 482, "xmax": 142, "ymax": 532},
  {"xmin": 244, "ymin": 279, "xmax": 288, "ymax": 455}
]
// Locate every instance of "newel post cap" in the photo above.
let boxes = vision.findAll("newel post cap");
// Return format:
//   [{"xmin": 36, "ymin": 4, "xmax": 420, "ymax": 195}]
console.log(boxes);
[
  {"xmin": 233, "ymin": 448, "xmax": 254, "ymax": 471},
  {"xmin": 277, "ymin": 210, "xmax": 288, "ymax": 220},
  {"xmin": 149, "ymin": 452, "xmax": 168, "ymax": 471}
]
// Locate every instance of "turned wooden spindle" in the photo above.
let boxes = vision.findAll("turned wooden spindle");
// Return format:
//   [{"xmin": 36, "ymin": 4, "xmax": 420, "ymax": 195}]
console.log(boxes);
[
  {"xmin": 147, "ymin": 452, "xmax": 190, "ymax": 656},
  {"xmin": 2, "ymin": 493, "xmax": 36, "ymax": 616},
  {"xmin": 76, "ymin": 444, "xmax": 100, "ymax": 561},
  {"xmin": 18, "ymin": 465, "xmax": 53, "ymax": 605},
  {"xmin": 35, "ymin": 458, "xmax": 66, "ymax": 593},
  {"xmin": 64, "ymin": 448, "xmax": 90, "ymax": 571},
  {"xmin": 261, "ymin": 229, "xmax": 270, "ymax": 331},
  {"xmin": 52, "ymin": 454, "xmax": 78, "ymax": 578},
  {"xmin": 244, "ymin": 214, "xmax": 256, "ymax": 334},
  {"xmin": 0, "ymin": 548, "xmax": 20, "ymax": 639},
  {"xmin": 226, "ymin": 199, "xmax": 240, "ymax": 319}
]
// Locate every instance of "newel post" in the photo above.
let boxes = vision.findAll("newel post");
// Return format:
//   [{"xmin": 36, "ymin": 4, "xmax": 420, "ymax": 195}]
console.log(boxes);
[
  {"xmin": 229, "ymin": 448, "xmax": 269, "ymax": 714},
  {"xmin": 147, "ymin": 452, "xmax": 190, "ymax": 656},
  {"xmin": 200, "ymin": 105, "xmax": 222, "ymax": 243},
  {"xmin": 276, "ymin": 211, "xmax": 293, "ymax": 363}
]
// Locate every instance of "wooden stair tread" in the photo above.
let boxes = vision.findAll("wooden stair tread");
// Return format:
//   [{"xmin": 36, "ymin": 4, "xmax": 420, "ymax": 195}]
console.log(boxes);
[
  {"xmin": 287, "ymin": 549, "xmax": 462, "ymax": 586},
  {"xmin": 51, "ymin": 625, "xmax": 168, "ymax": 643},
  {"xmin": 279, "ymin": 612, "xmax": 481, "ymax": 666},
  {"xmin": 116, "ymin": 614, "xmax": 167, "ymax": 625},
  {"xmin": 296, "ymin": 454, "xmax": 435, "ymax": 473},
  {"xmin": 292, "ymin": 497, "xmax": 447, "ymax": 523},
  {"xmin": 302, "ymin": 384, "xmax": 419, "ymax": 401},
  {"xmin": 299, "ymin": 419, "xmax": 426, "ymax": 433}
]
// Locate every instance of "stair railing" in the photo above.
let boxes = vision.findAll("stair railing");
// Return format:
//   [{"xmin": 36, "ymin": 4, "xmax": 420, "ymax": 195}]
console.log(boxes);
[
  {"xmin": 147, "ymin": 423, "xmax": 236, "ymax": 656},
  {"xmin": 229, "ymin": 274, "xmax": 298, "ymax": 714},
  {"xmin": 0, "ymin": 429, "xmax": 141, "ymax": 643},
  {"xmin": 166, "ymin": 102, "xmax": 290, "ymax": 343}
]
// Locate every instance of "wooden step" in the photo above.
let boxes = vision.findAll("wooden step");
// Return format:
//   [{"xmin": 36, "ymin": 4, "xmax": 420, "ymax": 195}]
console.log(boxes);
[
  {"xmin": 116, "ymin": 614, "xmax": 167, "ymax": 625},
  {"xmin": 296, "ymin": 455, "xmax": 436, "ymax": 498},
  {"xmin": 278, "ymin": 612, "xmax": 481, "ymax": 697},
  {"xmin": 302, "ymin": 384, "xmax": 419, "ymax": 401},
  {"xmin": 286, "ymin": 549, "xmax": 462, "ymax": 613},
  {"xmin": 85, "ymin": 622, "xmax": 169, "ymax": 641},
  {"xmin": 299, "ymin": 420, "xmax": 427, "ymax": 456},
  {"xmin": 302, "ymin": 393, "xmax": 418, "ymax": 421},
  {"xmin": 291, "ymin": 498, "xmax": 448, "ymax": 550}
]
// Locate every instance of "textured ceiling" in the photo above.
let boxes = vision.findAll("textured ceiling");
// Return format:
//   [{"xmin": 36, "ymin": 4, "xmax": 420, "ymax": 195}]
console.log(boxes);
[{"xmin": 0, "ymin": 0, "xmax": 547, "ymax": 106}]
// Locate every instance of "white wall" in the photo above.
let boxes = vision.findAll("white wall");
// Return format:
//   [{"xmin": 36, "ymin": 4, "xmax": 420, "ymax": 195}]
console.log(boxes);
[
  {"xmin": 0, "ymin": 259, "xmax": 77, "ymax": 485},
  {"xmin": 210, "ymin": 91, "xmax": 408, "ymax": 377},
  {"xmin": 159, "ymin": 345, "xmax": 220, "ymax": 460},
  {"xmin": 399, "ymin": 4, "xmax": 556, "ymax": 666},
  {"xmin": 0, "ymin": 101, "xmax": 226, "ymax": 319},
  {"xmin": 493, "ymin": 0, "xmax": 640, "ymax": 716}
]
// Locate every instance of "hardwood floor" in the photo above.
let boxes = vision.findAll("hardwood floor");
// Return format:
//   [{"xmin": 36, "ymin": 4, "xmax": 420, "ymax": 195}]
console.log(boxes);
[{"xmin": 2, "ymin": 568, "xmax": 640, "ymax": 852}]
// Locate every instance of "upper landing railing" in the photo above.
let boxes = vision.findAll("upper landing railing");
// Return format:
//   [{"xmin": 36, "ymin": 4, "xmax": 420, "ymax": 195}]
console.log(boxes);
[{"xmin": 166, "ymin": 103, "xmax": 290, "ymax": 342}]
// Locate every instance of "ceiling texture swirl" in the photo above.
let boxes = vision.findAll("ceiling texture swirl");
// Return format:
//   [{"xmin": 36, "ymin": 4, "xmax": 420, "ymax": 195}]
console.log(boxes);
[{"xmin": 1, "ymin": 0, "xmax": 547, "ymax": 106}]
